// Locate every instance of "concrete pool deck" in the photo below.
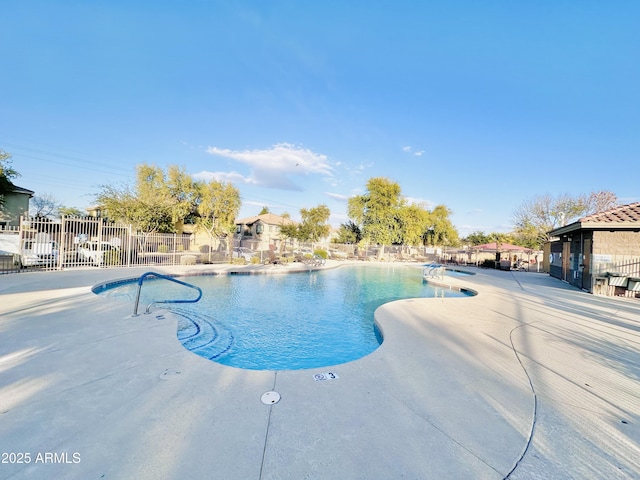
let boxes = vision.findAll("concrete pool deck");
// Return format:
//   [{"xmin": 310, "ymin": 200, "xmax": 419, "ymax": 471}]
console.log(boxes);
[{"xmin": 1, "ymin": 263, "xmax": 639, "ymax": 479}]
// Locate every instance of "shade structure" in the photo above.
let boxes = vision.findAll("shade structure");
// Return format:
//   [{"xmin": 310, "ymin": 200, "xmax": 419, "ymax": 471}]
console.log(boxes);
[{"xmin": 471, "ymin": 242, "xmax": 533, "ymax": 253}]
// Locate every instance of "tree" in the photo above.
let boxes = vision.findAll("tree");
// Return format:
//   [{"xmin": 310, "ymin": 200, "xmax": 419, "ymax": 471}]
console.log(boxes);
[
  {"xmin": 462, "ymin": 231, "xmax": 492, "ymax": 246},
  {"xmin": 279, "ymin": 221, "xmax": 299, "ymax": 252},
  {"xmin": 334, "ymin": 220, "xmax": 362, "ymax": 244},
  {"xmin": 348, "ymin": 177, "xmax": 404, "ymax": 259},
  {"xmin": 423, "ymin": 205, "xmax": 459, "ymax": 246},
  {"xmin": 512, "ymin": 190, "xmax": 618, "ymax": 249},
  {"xmin": 298, "ymin": 204, "xmax": 331, "ymax": 242},
  {"xmin": 165, "ymin": 165, "xmax": 201, "ymax": 232},
  {"xmin": 30, "ymin": 193, "xmax": 62, "ymax": 218},
  {"xmin": 259, "ymin": 206, "xmax": 270, "ymax": 215},
  {"xmin": 581, "ymin": 190, "xmax": 619, "ymax": 216},
  {"xmin": 398, "ymin": 203, "xmax": 430, "ymax": 246},
  {"xmin": 58, "ymin": 206, "xmax": 85, "ymax": 217},
  {"xmin": 196, "ymin": 180, "xmax": 241, "ymax": 260},
  {"xmin": 1, "ymin": 150, "xmax": 20, "ymax": 208},
  {"xmin": 97, "ymin": 164, "xmax": 198, "ymax": 234}
]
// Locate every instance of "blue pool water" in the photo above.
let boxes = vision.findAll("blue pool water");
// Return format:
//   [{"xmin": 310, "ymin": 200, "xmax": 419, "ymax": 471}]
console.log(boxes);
[{"xmin": 97, "ymin": 265, "xmax": 473, "ymax": 370}]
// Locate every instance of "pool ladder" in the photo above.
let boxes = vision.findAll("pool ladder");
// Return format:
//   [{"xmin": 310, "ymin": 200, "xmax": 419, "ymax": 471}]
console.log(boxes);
[
  {"xmin": 423, "ymin": 263, "xmax": 445, "ymax": 280},
  {"xmin": 132, "ymin": 271, "xmax": 203, "ymax": 316}
]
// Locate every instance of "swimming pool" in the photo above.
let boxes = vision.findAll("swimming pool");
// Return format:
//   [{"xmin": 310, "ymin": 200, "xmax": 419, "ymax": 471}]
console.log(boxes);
[{"xmin": 96, "ymin": 265, "xmax": 474, "ymax": 370}]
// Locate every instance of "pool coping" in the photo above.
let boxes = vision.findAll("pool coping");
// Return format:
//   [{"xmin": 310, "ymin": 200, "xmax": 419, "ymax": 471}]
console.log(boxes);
[{"xmin": 1, "ymin": 263, "xmax": 639, "ymax": 479}]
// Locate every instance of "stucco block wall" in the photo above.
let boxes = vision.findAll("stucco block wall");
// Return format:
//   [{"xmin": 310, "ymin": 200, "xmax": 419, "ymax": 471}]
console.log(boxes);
[{"xmin": 592, "ymin": 231, "xmax": 640, "ymax": 255}]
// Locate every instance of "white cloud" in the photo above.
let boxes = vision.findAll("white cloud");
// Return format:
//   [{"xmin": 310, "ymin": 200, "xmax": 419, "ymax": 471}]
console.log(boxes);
[
  {"xmin": 325, "ymin": 192, "xmax": 349, "ymax": 202},
  {"xmin": 349, "ymin": 162, "xmax": 373, "ymax": 175},
  {"xmin": 402, "ymin": 146, "xmax": 412, "ymax": 152},
  {"xmin": 193, "ymin": 170, "xmax": 254, "ymax": 184},
  {"xmin": 243, "ymin": 199, "xmax": 269, "ymax": 208},
  {"xmin": 205, "ymin": 143, "xmax": 333, "ymax": 191},
  {"xmin": 212, "ymin": 143, "xmax": 327, "ymax": 173},
  {"xmin": 414, "ymin": 150, "xmax": 424, "ymax": 156}
]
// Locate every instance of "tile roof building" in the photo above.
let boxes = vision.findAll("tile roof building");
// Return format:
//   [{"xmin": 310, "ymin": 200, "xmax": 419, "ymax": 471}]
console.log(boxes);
[
  {"xmin": 548, "ymin": 202, "xmax": 640, "ymax": 297},
  {"xmin": 235, "ymin": 213, "xmax": 297, "ymax": 252}
]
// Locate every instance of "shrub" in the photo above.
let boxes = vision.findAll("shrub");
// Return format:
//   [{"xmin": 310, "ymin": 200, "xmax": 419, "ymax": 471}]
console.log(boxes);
[
  {"xmin": 103, "ymin": 249, "xmax": 122, "ymax": 266},
  {"xmin": 158, "ymin": 244, "xmax": 169, "ymax": 253},
  {"xmin": 180, "ymin": 255, "xmax": 197, "ymax": 265},
  {"xmin": 314, "ymin": 249, "xmax": 328, "ymax": 259}
]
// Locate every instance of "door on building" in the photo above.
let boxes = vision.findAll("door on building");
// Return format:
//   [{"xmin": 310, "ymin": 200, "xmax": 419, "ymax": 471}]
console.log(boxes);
[
  {"xmin": 582, "ymin": 238, "xmax": 592, "ymax": 291},
  {"xmin": 562, "ymin": 241, "xmax": 571, "ymax": 282}
]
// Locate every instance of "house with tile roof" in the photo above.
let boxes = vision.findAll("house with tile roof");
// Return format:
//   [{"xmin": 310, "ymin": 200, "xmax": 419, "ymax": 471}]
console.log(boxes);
[
  {"xmin": 235, "ymin": 213, "xmax": 297, "ymax": 252},
  {"xmin": 548, "ymin": 202, "xmax": 640, "ymax": 297}
]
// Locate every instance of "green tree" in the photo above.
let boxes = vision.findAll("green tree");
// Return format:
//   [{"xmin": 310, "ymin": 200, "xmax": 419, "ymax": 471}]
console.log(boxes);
[
  {"xmin": 1, "ymin": 150, "xmax": 20, "ymax": 208},
  {"xmin": 348, "ymin": 177, "xmax": 404, "ymax": 259},
  {"xmin": 334, "ymin": 220, "xmax": 362, "ymax": 244},
  {"xmin": 298, "ymin": 204, "xmax": 331, "ymax": 242},
  {"xmin": 259, "ymin": 206, "xmax": 270, "ymax": 215},
  {"xmin": 196, "ymin": 180, "xmax": 241, "ymax": 260},
  {"xmin": 462, "ymin": 230, "xmax": 491, "ymax": 246},
  {"xmin": 97, "ymin": 164, "xmax": 198, "ymax": 234},
  {"xmin": 279, "ymin": 221, "xmax": 299, "ymax": 252},
  {"xmin": 58, "ymin": 206, "xmax": 85, "ymax": 217},
  {"xmin": 423, "ymin": 205, "xmax": 459, "ymax": 246},
  {"xmin": 398, "ymin": 203, "xmax": 430, "ymax": 246},
  {"xmin": 165, "ymin": 165, "xmax": 201, "ymax": 232}
]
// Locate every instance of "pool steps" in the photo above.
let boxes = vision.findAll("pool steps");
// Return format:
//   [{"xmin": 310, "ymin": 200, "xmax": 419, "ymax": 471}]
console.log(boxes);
[{"xmin": 174, "ymin": 308, "xmax": 235, "ymax": 360}]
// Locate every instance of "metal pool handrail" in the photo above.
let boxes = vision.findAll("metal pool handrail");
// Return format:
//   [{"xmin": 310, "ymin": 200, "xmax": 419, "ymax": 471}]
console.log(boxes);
[
  {"xmin": 423, "ymin": 263, "xmax": 445, "ymax": 280},
  {"xmin": 132, "ymin": 271, "xmax": 203, "ymax": 316}
]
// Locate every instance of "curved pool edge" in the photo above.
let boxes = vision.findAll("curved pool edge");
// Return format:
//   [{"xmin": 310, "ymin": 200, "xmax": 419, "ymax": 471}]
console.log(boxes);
[
  {"xmin": 91, "ymin": 262, "xmax": 473, "ymax": 371},
  {"xmin": 90, "ymin": 260, "xmax": 348, "ymax": 295},
  {"xmin": 1, "ymin": 267, "xmax": 634, "ymax": 478}
]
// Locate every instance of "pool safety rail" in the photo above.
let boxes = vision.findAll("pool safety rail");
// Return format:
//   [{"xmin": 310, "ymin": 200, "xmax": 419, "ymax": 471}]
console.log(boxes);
[
  {"xmin": 423, "ymin": 263, "xmax": 445, "ymax": 280},
  {"xmin": 132, "ymin": 271, "xmax": 203, "ymax": 316}
]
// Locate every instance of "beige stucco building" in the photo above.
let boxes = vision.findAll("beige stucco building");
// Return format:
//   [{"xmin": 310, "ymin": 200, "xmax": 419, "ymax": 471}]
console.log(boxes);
[
  {"xmin": 548, "ymin": 202, "xmax": 640, "ymax": 297},
  {"xmin": 235, "ymin": 213, "xmax": 297, "ymax": 252}
]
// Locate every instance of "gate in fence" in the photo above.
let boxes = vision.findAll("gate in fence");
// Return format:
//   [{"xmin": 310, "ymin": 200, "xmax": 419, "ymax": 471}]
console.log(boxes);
[{"xmin": 0, "ymin": 216, "xmax": 199, "ymax": 273}]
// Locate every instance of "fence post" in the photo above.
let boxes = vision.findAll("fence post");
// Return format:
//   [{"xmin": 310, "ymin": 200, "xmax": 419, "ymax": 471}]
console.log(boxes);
[
  {"xmin": 173, "ymin": 233, "xmax": 178, "ymax": 266},
  {"xmin": 58, "ymin": 215, "xmax": 66, "ymax": 271},
  {"xmin": 97, "ymin": 217, "xmax": 103, "ymax": 264},
  {"xmin": 127, "ymin": 224, "xmax": 132, "ymax": 267}
]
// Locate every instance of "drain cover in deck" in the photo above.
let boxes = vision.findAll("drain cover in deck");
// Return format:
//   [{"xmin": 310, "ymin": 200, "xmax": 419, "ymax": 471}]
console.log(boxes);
[{"xmin": 261, "ymin": 391, "xmax": 281, "ymax": 404}]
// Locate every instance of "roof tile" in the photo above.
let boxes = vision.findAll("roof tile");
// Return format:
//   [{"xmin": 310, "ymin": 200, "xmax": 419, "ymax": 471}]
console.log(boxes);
[{"xmin": 579, "ymin": 202, "xmax": 640, "ymax": 223}]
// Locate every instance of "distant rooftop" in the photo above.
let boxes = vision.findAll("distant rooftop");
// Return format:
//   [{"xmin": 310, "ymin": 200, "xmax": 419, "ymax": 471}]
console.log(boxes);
[{"xmin": 235, "ymin": 213, "xmax": 296, "ymax": 226}]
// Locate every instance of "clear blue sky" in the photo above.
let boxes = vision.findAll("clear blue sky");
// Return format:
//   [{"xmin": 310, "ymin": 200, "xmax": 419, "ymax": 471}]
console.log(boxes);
[{"xmin": 2, "ymin": 1, "xmax": 638, "ymax": 236}]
